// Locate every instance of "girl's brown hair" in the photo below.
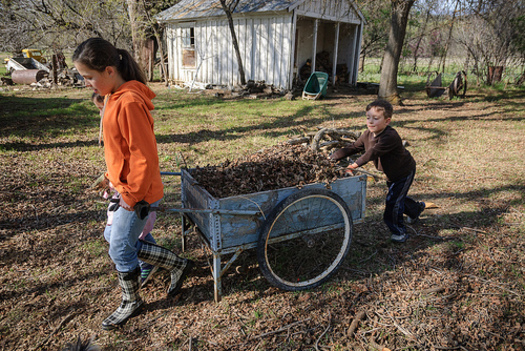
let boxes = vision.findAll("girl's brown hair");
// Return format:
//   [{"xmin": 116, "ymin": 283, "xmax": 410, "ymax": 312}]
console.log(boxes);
[{"xmin": 73, "ymin": 38, "xmax": 147, "ymax": 85}]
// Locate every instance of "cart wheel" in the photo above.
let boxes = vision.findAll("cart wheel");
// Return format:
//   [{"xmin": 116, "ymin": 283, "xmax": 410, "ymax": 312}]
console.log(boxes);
[{"xmin": 257, "ymin": 188, "xmax": 353, "ymax": 291}]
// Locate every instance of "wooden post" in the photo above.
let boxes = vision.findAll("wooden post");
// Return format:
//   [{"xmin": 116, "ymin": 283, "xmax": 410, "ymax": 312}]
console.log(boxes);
[
  {"xmin": 52, "ymin": 54, "xmax": 58, "ymax": 85},
  {"xmin": 332, "ymin": 22, "xmax": 340, "ymax": 85},
  {"xmin": 289, "ymin": 11, "xmax": 298, "ymax": 90},
  {"xmin": 312, "ymin": 19, "xmax": 318, "ymax": 72}
]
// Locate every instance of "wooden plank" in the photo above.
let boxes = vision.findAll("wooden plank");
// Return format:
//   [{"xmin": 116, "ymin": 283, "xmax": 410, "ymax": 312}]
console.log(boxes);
[
  {"xmin": 166, "ymin": 26, "xmax": 174, "ymax": 81},
  {"xmin": 312, "ymin": 19, "xmax": 318, "ymax": 71},
  {"xmin": 219, "ymin": 20, "xmax": 228, "ymax": 85},
  {"xmin": 258, "ymin": 19, "xmax": 268, "ymax": 82},
  {"xmin": 204, "ymin": 22, "xmax": 211, "ymax": 84},
  {"xmin": 246, "ymin": 18, "xmax": 254, "ymax": 81},
  {"xmin": 268, "ymin": 16, "xmax": 275, "ymax": 85},
  {"xmin": 275, "ymin": 16, "xmax": 286, "ymax": 88},
  {"xmin": 284, "ymin": 14, "xmax": 294, "ymax": 90},
  {"xmin": 209, "ymin": 20, "xmax": 219, "ymax": 84},
  {"xmin": 332, "ymin": 22, "xmax": 340, "ymax": 85},
  {"xmin": 174, "ymin": 26, "xmax": 181, "ymax": 81}
]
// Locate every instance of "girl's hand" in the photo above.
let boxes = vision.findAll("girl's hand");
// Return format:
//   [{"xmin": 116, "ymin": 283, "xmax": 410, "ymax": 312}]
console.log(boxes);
[{"xmin": 347, "ymin": 162, "xmax": 359, "ymax": 170}]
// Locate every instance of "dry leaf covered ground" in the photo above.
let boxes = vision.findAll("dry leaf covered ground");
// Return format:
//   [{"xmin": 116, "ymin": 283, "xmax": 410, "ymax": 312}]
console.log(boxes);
[{"xmin": 0, "ymin": 84, "xmax": 524, "ymax": 351}]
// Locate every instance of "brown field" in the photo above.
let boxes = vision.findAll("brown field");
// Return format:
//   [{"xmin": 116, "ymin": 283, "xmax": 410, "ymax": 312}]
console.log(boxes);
[{"xmin": 0, "ymin": 83, "xmax": 524, "ymax": 350}]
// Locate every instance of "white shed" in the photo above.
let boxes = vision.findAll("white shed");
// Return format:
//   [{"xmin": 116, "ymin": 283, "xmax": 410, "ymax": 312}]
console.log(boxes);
[{"xmin": 156, "ymin": 0, "xmax": 365, "ymax": 90}]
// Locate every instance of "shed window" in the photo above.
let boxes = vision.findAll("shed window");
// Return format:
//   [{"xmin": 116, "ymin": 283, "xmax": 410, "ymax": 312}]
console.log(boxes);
[
  {"xmin": 182, "ymin": 27, "xmax": 195, "ymax": 48},
  {"xmin": 181, "ymin": 27, "xmax": 195, "ymax": 67}
]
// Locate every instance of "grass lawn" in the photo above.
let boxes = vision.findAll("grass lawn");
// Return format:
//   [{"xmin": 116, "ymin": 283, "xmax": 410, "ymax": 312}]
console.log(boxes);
[{"xmin": 0, "ymin": 80, "xmax": 524, "ymax": 350}]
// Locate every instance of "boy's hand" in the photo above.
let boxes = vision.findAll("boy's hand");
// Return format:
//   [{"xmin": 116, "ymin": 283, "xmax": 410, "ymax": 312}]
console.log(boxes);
[{"xmin": 345, "ymin": 163, "xmax": 358, "ymax": 176}]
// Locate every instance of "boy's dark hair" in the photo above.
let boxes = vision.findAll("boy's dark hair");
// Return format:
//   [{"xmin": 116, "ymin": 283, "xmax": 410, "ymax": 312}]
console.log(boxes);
[
  {"xmin": 366, "ymin": 100, "xmax": 393, "ymax": 119},
  {"xmin": 73, "ymin": 37, "xmax": 147, "ymax": 85},
  {"xmin": 92, "ymin": 92, "xmax": 104, "ymax": 104}
]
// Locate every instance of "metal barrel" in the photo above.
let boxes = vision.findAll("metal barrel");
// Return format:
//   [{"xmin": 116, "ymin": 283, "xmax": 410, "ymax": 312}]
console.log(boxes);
[{"xmin": 11, "ymin": 69, "xmax": 48, "ymax": 85}]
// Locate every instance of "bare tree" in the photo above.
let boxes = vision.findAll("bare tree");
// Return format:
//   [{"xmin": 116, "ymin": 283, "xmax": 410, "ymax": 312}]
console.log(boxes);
[
  {"xmin": 439, "ymin": 0, "xmax": 460, "ymax": 73},
  {"xmin": 455, "ymin": 0, "xmax": 525, "ymax": 84},
  {"xmin": 407, "ymin": 0, "xmax": 436, "ymax": 72},
  {"xmin": 0, "ymin": 0, "xmax": 131, "ymax": 55},
  {"xmin": 219, "ymin": 0, "xmax": 246, "ymax": 85},
  {"xmin": 358, "ymin": 0, "xmax": 390, "ymax": 72},
  {"xmin": 378, "ymin": 0, "xmax": 416, "ymax": 104}
]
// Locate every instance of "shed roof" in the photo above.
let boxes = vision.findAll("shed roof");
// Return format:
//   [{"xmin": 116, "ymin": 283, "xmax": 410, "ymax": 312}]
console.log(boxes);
[
  {"xmin": 156, "ymin": 0, "xmax": 294, "ymax": 22},
  {"xmin": 156, "ymin": 0, "xmax": 364, "ymax": 23}
]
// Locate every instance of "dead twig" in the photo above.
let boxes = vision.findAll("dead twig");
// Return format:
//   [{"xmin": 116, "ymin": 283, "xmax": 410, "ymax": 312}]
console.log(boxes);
[
  {"xmin": 253, "ymin": 318, "xmax": 311, "ymax": 339},
  {"xmin": 315, "ymin": 311, "xmax": 331, "ymax": 351},
  {"xmin": 347, "ymin": 310, "xmax": 366, "ymax": 338},
  {"xmin": 461, "ymin": 227, "xmax": 489, "ymax": 234}
]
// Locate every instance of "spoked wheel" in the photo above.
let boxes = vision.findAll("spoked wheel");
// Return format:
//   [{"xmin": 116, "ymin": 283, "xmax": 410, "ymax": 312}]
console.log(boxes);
[{"xmin": 257, "ymin": 188, "xmax": 353, "ymax": 291}]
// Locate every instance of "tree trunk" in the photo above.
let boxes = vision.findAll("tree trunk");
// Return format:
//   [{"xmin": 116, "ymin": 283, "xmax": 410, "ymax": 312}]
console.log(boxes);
[
  {"xmin": 220, "ymin": 0, "xmax": 246, "ymax": 85},
  {"xmin": 153, "ymin": 25, "xmax": 169, "ymax": 86},
  {"xmin": 378, "ymin": 0, "xmax": 415, "ymax": 105},
  {"xmin": 126, "ymin": 0, "xmax": 149, "ymax": 75},
  {"xmin": 360, "ymin": 48, "xmax": 367, "ymax": 73}
]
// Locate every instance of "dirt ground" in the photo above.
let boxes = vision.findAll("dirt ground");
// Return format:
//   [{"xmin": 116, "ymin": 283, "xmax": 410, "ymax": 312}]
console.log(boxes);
[{"xmin": 0, "ymin": 85, "xmax": 524, "ymax": 351}]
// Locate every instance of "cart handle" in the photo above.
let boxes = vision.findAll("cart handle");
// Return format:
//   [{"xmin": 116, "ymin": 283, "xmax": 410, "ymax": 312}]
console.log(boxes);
[{"xmin": 150, "ymin": 206, "xmax": 260, "ymax": 216}]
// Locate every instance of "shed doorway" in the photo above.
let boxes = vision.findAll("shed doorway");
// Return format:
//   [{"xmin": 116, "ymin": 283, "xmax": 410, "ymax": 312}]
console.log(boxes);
[{"xmin": 295, "ymin": 16, "xmax": 359, "ymax": 87}]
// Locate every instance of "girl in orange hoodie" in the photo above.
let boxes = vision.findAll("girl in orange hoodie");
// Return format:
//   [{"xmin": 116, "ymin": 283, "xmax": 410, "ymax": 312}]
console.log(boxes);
[{"xmin": 73, "ymin": 38, "xmax": 194, "ymax": 331}]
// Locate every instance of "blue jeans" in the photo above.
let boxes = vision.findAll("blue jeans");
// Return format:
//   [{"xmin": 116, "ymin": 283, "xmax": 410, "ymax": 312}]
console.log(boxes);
[
  {"xmin": 384, "ymin": 170, "xmax": 418, "ymax": 236},
  {"xmin": 104, "ymin": 200, "xmax": 160, "ymax": 272}
]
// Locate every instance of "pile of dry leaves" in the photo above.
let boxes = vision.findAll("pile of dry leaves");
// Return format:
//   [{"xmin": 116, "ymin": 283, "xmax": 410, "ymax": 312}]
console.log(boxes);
[{"xmin": 191, "ymin": 143, "xmax": 347, "ymax": 198}]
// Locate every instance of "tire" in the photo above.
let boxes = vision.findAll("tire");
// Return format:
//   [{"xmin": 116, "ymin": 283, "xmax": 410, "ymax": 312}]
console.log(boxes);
[{"xmin": 257, "ymin": 188, "xmax": 353, "ymax": 291}]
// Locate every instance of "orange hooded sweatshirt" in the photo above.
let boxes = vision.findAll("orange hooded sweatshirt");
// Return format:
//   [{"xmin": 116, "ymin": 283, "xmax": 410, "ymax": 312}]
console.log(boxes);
[{"xmin": 103, "ymin": 80, "xmax": 163, "ymax": 208}]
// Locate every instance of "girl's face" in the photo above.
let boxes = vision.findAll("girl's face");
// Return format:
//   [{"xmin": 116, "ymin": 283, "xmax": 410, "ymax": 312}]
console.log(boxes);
[
  {"xmin": 366, "ymin": 107, "xmax": 391, "ymax": 136},
  {"xmin": 74, "ymin": 62, "xmax": 119, "ymax": 96}
]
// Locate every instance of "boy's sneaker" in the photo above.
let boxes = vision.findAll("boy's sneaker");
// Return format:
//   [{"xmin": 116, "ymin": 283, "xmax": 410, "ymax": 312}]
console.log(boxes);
[
  {"xmin": 391, "ymin": 233, "xmax": 408, "ymax": 243},
  {"xmin": 140, "ymin": 265, "xmax": 159, "ymax": 287},
  {"xmin": 406, "ymin": 202, "xmax": 426, "ymax": 224}
]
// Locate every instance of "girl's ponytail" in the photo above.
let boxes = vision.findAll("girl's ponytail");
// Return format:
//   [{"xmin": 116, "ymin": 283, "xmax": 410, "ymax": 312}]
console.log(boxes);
[{"xmin": 117, "ymin": 49, "xmax": 147, "ymax": 85}]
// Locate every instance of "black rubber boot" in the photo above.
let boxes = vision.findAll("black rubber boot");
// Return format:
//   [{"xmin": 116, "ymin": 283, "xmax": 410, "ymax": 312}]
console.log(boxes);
[{"xmin": 101, "ymin": 267, "xmax": 143, "ymax": 331}]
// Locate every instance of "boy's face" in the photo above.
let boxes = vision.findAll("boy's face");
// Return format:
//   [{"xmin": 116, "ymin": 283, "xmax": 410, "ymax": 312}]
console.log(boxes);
[{"xmin": 366, "ymin": 107, "xmax": 391, "ymax": 135}]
